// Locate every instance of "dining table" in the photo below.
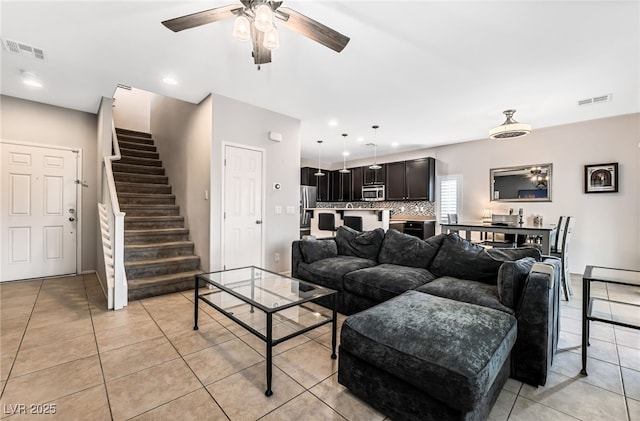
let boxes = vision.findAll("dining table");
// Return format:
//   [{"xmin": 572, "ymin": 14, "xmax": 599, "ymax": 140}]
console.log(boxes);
[{"xmin": 440, "ymin": 221, "xmax": 557, "ymax": 254}]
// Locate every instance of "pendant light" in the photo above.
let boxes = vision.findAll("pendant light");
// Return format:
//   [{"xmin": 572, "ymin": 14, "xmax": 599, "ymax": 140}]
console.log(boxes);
[
  {"xmin": 369, "ymin": 125, "xmax": 382, "ymax": 170},
  {"xmin": 339, "ymin": 133, "xmax": 350, "ymax": 173},
  {"xmin": 314, "ymin": 140, "xmax": 325, "ymax": 176},
  {"xmin": 489, "ymin": 109, "xmax": 532, "ymax": 139}
]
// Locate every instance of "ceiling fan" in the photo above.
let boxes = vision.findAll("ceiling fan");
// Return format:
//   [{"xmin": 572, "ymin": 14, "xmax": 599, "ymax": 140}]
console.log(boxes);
[{"xmin": 162, "ymin": 1, "xmax": 350, "ymax": 67}]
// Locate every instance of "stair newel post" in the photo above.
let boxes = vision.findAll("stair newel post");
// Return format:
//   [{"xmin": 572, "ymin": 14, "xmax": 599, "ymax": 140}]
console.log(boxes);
[{"xmin": 113, "ymin": 210, "xmax": 126, "ymax": 310}]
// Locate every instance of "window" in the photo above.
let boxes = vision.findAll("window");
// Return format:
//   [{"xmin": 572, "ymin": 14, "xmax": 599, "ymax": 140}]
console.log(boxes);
[{"xmin": 439, "ymin": 175, "xmax": 461, "ymax": 223}]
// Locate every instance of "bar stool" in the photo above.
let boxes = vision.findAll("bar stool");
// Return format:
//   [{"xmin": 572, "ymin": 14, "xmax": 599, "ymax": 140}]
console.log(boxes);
[
  {"xmin": 551, "ymin": 216, "xmax": 575, "ymax": 300},
  {"xmin": 318, "ymin": 213, "xmax": 337, "ymax": 236},
  {"xmin": 343, "ymin": 216, "xmax": 363, "ymax": 231}
]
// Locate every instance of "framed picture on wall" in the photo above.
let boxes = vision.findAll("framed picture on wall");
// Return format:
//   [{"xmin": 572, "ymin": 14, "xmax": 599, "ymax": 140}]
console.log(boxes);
[{"xmin": 584, "ymin": 163, "xmax": 618, "ymax": 193}]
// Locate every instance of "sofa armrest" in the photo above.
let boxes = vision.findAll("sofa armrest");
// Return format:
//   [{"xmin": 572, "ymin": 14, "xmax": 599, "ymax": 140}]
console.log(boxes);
[
  {"xmin": 511, "ymin": 257, "xmax": 561, "ymax": 385},
  {"xmin": 291, "ymin": 239, "xmax": 337, "ymax": 279}
]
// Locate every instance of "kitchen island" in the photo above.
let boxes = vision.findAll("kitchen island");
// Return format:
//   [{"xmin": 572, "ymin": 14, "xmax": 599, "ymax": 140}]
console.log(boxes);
[{"xmin": 307, "ymin": 208, "xmax": 390, "ymax": 238}]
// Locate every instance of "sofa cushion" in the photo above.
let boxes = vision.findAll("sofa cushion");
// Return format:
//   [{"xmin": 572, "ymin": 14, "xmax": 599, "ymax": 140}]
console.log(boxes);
[
  {"xmin": 429, "ymin": 233, "xmax": 540, "ymax": 284},
  {"xmin": 296, "ymin": 256, "xmax": 377, "ymax": 291},
  {"xmin": 344, "ymin": 264, "xmax": 437, "ymax": 303},
  {"xmin": 378, "ymin": 230, "xmax": 445, "ymax": 269},
  {"xmin": 335, "ymin": 226, "xmax": 385, "ymax": 261},
  {"xmin": 497, "ymin": 257, "xmax": 536, "ymax": 308},
  {"xmin": 340, "ymin": 290, "xmax": 517, "ymax": 412},
  {"xmin": 415, "ymin": 277, "xmax": 514, "ymax": 315},
  {"xmin": 299, "ymin": 239, "xmax": 338, "ymax": 263}
]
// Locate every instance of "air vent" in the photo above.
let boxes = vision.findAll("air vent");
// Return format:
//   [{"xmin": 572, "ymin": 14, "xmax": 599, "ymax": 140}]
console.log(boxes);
[
  {"xmin": 578, "ymin": 94, "xmax": 612, "ymax": 106},
  {"xmin": 2, "ymin": 38, "xmax": 46, "ymax": 60}
]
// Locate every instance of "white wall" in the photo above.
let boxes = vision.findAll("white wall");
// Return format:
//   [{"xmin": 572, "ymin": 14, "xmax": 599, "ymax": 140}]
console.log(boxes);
[
  {"xmin": 0, "ymin": 95, "xmax": 99, "ymax": 272},
  {"xmin": 150, "ymin": 95, "xmax": 212, "ymax": 271},
  {"xmin": 113, "ymin": 88, "xmax": 152, "ymax": 133},
  {"xmin": 211, "ymin": 94, "xmax": 301, "ymax": 273},
  {"xmin": 344, "ymin": 113, "xmax": 640, "ymax": 274}
]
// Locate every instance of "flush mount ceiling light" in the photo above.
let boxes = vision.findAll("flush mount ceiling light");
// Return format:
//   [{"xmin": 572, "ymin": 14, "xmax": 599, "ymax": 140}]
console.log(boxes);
[
  {"xmin": 162, "ymin": 76, "xmax": 178, "ymax": 85},
  {"xmin": 339, "ymin": 133, "xmax": 350, "ymax": 174},
  {"xmin": 21, "ymin": 70, "xmax": 42, "ymax": 88},
  {"xmin": 314, "ymin": 140, "xmax": 325, "ymax": 177},
  {"xmin": 489, "ymin": 109, "xmax": 532, "ymax": 139},
  {"xmin": 369, "ymin": 125, "xmax": 382, "ymax": 170},
  {"xmin": 162, "ymin": 1, "xmax": 349, "ymax": 68}
]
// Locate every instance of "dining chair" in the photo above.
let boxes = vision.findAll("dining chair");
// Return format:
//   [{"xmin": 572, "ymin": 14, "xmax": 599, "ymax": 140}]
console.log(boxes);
[
  {"xmin": 551, "ymin": 216, "xmax": 575, "ymax": 300},
  {"xmin": 447, "ymin": 214, "xmax": 458, "ymax": 224}
]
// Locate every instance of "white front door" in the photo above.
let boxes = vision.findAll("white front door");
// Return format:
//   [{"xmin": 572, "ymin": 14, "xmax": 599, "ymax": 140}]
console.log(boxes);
[
  {"xmin": 0, "ymin": 142, "xmax": 78, "ymax": 281},
  {"xmin": 223, "ymin": 145, "xmax": 263, "ymax": 269}
]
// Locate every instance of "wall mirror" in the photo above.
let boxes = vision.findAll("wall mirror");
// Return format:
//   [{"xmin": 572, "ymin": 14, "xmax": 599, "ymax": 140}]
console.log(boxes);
[{"xmin": 490, "ymin": 163, "xmax": 552, "ymax": 202}]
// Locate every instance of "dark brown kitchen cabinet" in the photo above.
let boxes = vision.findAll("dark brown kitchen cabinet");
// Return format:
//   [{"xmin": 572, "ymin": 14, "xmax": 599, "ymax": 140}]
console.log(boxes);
[
  {"xmin": 405, "ymin": 157, "xmax": 435, "ymax": 201},
  {"xmin": 330, "ymin": 170, "xmax": 352, "ymax": 202},
  {"xmin": 363, "ymin": 165, "xmax": 386, "ymax": 185},
  {"xmin": 386, "ymin": 161, "xmax": 406, "ymax": 200},
  {"xmin": 300, "ymin": 167, "xmax": 329, "ymax": 201},
  {"xmin": 351, "ymin": 166, "xmax": 363, "ymax": 201}
]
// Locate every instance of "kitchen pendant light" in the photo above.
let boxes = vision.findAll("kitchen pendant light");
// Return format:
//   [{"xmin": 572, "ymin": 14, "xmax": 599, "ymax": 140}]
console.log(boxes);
[
  {"xmin": 489, "ymin": 109, "xmax": 532, "ymax": 139},
  {"xmin": 369, "ymin": 125, "xmax": 382, "ymax": 170},
  {"xmin": 314, "ymin": 140, "xmax": 325, "ymax": 176},
  {"xmin": 339, "ymin": 133, "xmax": 350, "ymax": 173}
]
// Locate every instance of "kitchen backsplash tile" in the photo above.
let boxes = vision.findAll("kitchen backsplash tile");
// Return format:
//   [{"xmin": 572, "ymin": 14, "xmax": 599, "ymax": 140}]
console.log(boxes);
[{"xmin": 317, "ymin": 201, "xmax": 435, "ymax": 217}]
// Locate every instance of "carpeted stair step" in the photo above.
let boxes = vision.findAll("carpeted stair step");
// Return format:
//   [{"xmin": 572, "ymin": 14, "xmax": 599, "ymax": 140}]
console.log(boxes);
[
  {"xmin": 119, "ymin": 155, "xmax": 163, "ymax": 167},
  {"xmin": 120, "ymin": 204, "xmax": 180, "ymax": 217},
  {"xmin": 118, "ymin": 192, "xmax": 175, "ymax": 205},
  {"xmin": 125, "ymin": 241, "xmax": 195, "ymax": 261},
  {"xmin": 116, "ymin": 128, "xmax": 153, "ymax": 138},
  {"xmin": 118, "ymin": 141, "xmax": 157, "ymax": 153},
  {"xmin": 117, "ymin": 135, "xmax": 155, "ymax": 145},
  {"xmin": 113, "ymin": 172, "xmax": 168, "ymax": 185},
  {"xmin": 125, "ymin": 255, "xmax": 201, "ymax": 279},
  {"xmin": 119, "ymin": 147, "xmax": 159, "ymax": 159},
  {"xmin": 125, "ymin": 216, "xmax": 184, "ymax": 230},
  {"xmin": 127, "ymin": 271, "xmax": 203, "ymax": 301},
  {"xmin": 116, "ymin": 182, "xmax": 171, "ymax": 194},
  {"xmin": 112, "ymin": 162, "xmax": 165, "ymax": 175},
  {"xmin": 125, "ymin": 228, "xmax": 189, "ymax": 244}
]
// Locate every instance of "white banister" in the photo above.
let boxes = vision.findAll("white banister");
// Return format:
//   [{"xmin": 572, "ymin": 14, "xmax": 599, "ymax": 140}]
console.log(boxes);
[{"xmin": 98, "ymin": 121, "xmax": 127, "ymax": 310}]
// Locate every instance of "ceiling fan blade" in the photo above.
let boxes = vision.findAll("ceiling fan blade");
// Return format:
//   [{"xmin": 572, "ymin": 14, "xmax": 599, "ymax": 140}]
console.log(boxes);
[
  {"xmin": 251, "ymin": 27, "xmax": 272, "ymax": 65},
  {"xmin": 276, "ymin": 7, "xmax": 350, "ymax": 53},
  {"xmin": 162, "ymin": 4, "xmax": 243, "ymax": 32}
]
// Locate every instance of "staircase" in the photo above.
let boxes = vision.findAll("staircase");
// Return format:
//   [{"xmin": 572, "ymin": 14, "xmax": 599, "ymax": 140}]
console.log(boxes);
[{"xmin": 113, "ymin": 128, "xmax": 201, "ymax": 301}]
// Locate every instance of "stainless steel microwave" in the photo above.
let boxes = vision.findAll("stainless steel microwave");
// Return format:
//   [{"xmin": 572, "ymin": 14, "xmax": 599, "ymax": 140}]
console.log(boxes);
[{"xmin": 362, "ymin": 185, "xmax": 385, "ymax": 201}]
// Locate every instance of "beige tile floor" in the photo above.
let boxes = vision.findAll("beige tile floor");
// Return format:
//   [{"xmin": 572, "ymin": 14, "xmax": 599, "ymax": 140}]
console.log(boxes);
[{"xmin": 0, "ymin": 273, "xmax": 638, "ymax": 420}]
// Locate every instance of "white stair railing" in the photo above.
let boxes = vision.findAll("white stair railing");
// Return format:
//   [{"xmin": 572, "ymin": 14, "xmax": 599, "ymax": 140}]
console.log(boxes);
[{"xmin": 99, "ymin": 122, "xmax": 127, "ymax": 310}]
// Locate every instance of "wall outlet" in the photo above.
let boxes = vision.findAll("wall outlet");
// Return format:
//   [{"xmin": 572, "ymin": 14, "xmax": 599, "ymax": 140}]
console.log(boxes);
[
  {"xmin": 274, "ymin": 252, "xmax": 280, "ymax": 262},
  {"xmin": 286, "ymin": 206, "xmax": 295, "ymax": 214}
]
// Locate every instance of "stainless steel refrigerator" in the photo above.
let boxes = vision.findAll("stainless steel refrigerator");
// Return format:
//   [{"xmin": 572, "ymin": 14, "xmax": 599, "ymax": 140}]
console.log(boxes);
[{"xmin": 300, "ymin": 185, "xmax": 317, "ymax": 238}]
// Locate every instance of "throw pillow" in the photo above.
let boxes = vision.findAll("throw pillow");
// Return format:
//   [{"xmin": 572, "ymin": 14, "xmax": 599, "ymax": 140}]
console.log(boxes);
[
  {"xmin": 429, "ymin": 233, "xmax": 510, "ymax": 284},
  {"xmin": 378, "ymin": 229, "xmax": 445, "ymax": 269},
  {"xmin": 300, "ymin": 239, "xmax": 338, "ymax": 263},
  {"xmin": 335, "ymin": 226, "xmax": 385, "ymax": 261},
  {"xmin": 497, "ymin": 257, "xmax": 537, "ymax": 308}
]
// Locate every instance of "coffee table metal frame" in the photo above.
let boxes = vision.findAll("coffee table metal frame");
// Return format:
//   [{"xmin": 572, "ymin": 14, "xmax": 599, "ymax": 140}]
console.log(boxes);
[
  {"xmin": 581, "ymin": 265, "xmax": 640, "ymax": 376},
  {"xmin": 194, "ymin": 266, "xmax": 338, "ymax": 396}
]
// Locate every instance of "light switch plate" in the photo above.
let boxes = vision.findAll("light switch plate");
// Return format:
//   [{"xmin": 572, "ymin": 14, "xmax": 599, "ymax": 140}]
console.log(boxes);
[
  {"xmin": 286, "ymin": 206, "xmax": 295, "ymax": 214},
  {"xmin": 275, "ymin": 206, "xmax": 282, "ymax": 214}
]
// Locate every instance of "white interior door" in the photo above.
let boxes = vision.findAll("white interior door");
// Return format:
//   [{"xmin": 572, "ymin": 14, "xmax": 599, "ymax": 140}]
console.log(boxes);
[
  {"xmin": 0, "ymin": 143, "xmax": 78, "ymax": 281},
  {"xmin": 223, "ymin": 145, "xmax": 263, "ymax": 269}
]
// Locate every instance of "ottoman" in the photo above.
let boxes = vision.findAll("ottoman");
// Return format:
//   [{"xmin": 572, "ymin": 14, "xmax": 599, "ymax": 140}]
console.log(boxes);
[{"xmin": 338, "ymin": 290, "xmax": 517, "ymax": 421}]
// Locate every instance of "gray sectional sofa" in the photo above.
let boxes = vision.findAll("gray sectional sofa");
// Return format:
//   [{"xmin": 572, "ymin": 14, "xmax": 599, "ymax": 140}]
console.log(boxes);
[{"xmin": 291, "ymin": 227, "xmax": 561, "ymax": 421}]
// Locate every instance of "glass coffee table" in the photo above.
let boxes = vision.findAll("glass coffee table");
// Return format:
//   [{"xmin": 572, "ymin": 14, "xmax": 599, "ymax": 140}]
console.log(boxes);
[
  {"xmin": 194, "ymin": 266, "xmax": 337, "ymax": 396},
  {"xmin": 581, "ymin": 265, "xmax": 640, "ymax": 375}
]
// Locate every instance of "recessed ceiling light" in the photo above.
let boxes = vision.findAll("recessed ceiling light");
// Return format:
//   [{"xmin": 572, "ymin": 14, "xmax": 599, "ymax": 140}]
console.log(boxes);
[
  {"xmin": 162, "ymin": 76, "xmax": 178, "ymax": 85},
  {"xmin": 328, "ymin": 120, "xmax": 338, "ymax": 127},
  {"xmin": 342, "ymin": 151, "xmax": 350, "ymax": 156},
  {"xmin": 21, "ymin": 70, "xmax": 42, "ymax": 88},
  {"xmin": 391, "ymin": 142, "xmax": 399, "ymax": 148},
  {"xmin": 356, "ymin": 136, "xmax": 364, "ymax": 142}
]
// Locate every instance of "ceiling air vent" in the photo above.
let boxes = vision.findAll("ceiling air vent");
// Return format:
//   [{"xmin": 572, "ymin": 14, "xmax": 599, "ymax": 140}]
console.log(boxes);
[
  {"xmin": 2, "ymin": 38, "xmax": 46, "ymax": 60},
  {"xmin": 578, "ymin": 94, "xmax": 612, "ymax": 106}
]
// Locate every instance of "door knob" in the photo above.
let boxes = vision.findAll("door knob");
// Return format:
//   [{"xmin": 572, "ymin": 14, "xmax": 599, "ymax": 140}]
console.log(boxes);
[
  {"xmin": 256, "ymin": 220, "xmax": 262, "ymax": 224},
  {"xmin": 69, "ymin": 217, "xmax": 75, "ymax": 222}
]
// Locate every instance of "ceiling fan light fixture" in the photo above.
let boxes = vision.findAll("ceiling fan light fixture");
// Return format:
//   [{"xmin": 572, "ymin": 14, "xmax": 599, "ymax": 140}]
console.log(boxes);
[
  {"xmin": 254, "ymin": 4, "xmax": 273, "ymax": 32},
  {"xmin": 489, "ymin": 109, "xmax": 532, "ymax": 139},
  {"xmin": 263, "ymin": 26, "xmax": 279, "ymax": 50},
  {"xmin": 232, "ymin": 15, "xmax": 251, "ymax": 41}
]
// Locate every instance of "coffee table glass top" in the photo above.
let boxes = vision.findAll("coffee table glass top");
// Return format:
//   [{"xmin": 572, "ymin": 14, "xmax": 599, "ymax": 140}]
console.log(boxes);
[
  {"xmin": 198, "ymin": 266, "xmax": 336, "ymax": 313},
  {"xmin": 584, "ymin": 266, "xmax": 640, "ymax": 286}
]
